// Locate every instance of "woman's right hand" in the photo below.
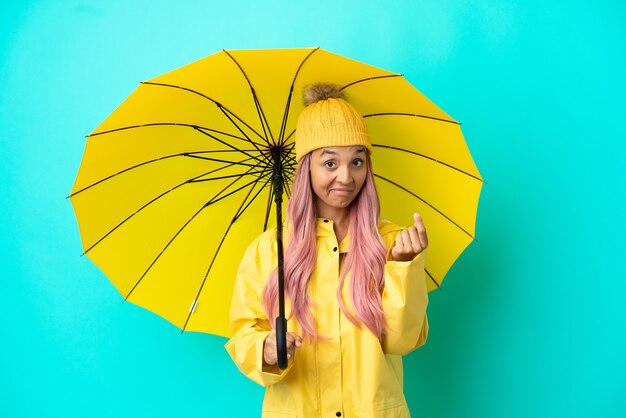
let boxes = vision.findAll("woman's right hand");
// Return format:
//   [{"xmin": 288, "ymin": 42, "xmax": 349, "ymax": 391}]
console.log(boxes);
[{"xmin": 263, "ymin": 329, "xmax": 302, "ymax": 366}]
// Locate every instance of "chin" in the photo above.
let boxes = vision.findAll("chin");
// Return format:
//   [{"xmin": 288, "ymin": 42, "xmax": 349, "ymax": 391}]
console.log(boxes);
[{"xmin": 334, "ymin": 200, "xmax": 353, "ymax": 209}]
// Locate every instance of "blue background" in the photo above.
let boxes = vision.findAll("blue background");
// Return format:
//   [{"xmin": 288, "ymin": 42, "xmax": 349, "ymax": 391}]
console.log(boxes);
[{"xmin": 2, "ymin": 1, "xmax": 625, "ymax": 417}]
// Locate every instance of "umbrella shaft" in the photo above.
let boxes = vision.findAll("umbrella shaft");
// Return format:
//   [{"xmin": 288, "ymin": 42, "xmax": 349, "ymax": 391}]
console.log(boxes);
[
  {"xmin": 275, "ymin": 189, "xmax": 285, "ymax": 318},
  {"xmin": 271, "ymin": 148, "xmax": 288, "ymax": 369},
  {"xmin": 271, "ymin": 148, "xmax": 286, "ymax": 319}
]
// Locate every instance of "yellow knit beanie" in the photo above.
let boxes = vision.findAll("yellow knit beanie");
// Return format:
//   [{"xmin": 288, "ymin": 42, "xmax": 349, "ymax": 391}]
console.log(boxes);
[{"xmin": 295, "ymin": 84, "xmax": 371, "ymax": 162}]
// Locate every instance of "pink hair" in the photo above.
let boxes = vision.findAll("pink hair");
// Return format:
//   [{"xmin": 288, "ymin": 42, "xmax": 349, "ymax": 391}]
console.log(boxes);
[{"xmin": 262, "ymin": 153, "xmax": 388, "ymax": 341}]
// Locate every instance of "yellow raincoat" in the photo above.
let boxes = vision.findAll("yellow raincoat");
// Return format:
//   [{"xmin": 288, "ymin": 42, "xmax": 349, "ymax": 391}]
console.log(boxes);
[{"xmin": 225, "ymin": 218, "xmax": 429, "ymax": 418}]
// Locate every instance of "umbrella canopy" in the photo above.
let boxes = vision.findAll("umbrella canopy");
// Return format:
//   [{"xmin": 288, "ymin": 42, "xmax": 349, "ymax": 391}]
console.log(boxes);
[{"xmin": 70, "ymin": 47, "xmax": 483, "ymax": 338}]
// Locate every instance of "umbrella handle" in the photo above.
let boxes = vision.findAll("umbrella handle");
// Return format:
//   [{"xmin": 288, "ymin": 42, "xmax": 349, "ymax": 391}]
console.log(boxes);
[{"xmin": 275, "ymin": 316, "xmax": 288, "ymax": 370}]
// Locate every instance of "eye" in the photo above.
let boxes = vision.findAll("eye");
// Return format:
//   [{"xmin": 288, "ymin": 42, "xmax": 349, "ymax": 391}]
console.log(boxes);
[
  {"xmin": 324, "ymin": 161, "xmax": 336, "ymax": 168},
  {"xmin": 352, "ymin": 158, "xmax": 364, "ymax": 167}
]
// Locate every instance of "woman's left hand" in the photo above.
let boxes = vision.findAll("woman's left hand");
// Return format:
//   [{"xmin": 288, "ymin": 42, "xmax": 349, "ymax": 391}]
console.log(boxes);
[{"xmin": 391, "ymin": 213, "xmax": 428, "ymax": 262}]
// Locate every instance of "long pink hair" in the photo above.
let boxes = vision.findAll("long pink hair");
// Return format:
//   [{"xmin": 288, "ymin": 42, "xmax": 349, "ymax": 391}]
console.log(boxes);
[{"xmin": 262, "ymin": 152, "xmax": 388, "ymax": 341}]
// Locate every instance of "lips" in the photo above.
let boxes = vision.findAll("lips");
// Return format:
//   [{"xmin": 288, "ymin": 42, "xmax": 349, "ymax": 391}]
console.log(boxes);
[{"xmin": 330, "ymin": 188, "xmax": 353, "ymax": 195}]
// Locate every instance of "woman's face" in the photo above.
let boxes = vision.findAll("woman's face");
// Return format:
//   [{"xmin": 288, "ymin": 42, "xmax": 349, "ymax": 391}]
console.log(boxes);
[{"xmin": 309, "ymin": 146, "xmax": 368, "ymax": 216}]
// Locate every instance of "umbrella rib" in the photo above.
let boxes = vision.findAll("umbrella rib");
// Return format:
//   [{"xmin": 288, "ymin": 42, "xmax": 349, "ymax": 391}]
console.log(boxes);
[
  {"xmin": 194, "ymin": 126, "xmax": 265, "ymax": 164},
  {"xmin": 206, "ymin": 170, "xmax": 273, "ymax": 207},
  {"xmin": 184, "ymin": 161, "xmax": 272, "ymax": 217},
  {"xmin": 283, "ymin": 180, "xmax": 292, "ymax": 201},
  {"xmin": 125, "ymin": 165, "xmax": 269, "ymax": 301},
  {"xmin": 181, "ymin": 162, "xmax": 275, "ymax": 331},
  {"xmin": 214, "ymin": 104, "xmax": 273, "ymax": 153},
  {"xmin": 234, "ymin": 165, "xmax": 274, "ymax": 222},
  {"xmin": 80, "ymin": 156, "xmax": 262, "ymax": 255},
  {"xmin": 374, "ymin": 174, "xmax": 475, "ymax": 240},
  {"xmin": 123, "ymin": 205, "xmax": 206, "ymax": 302},
  {"xmin": 88, "ymin": 123, "xmax": 264, "ymax": 149},
  {"xmin": 340, "ymin": 76, "xmax": 459, "ymax": 125},
  {"xmin": 70, "ymin": 151, "xmax": 260, "ymax": 197},
  {"xmin": 339, "ymin": 74, "xmax": 403, "ymax": 90},
  {"xmin": 425, "ymin": 268, "xmax": 441, "ymax": 289},
  {"xmin": 85, "ymin": 122, "xmax": 268, "ymax": 176},
  {"xmin": 364, "ymin": 112, "xmax": 459, "ymax": 125},
  {"xmin": 278, "ymin": 47, "xmax": 320, "ymax": 146},
  {"xmin": 189, "ymin": 171, "xmax": 266, "ymax": 183},
  {"xmin": 253, "ymin": 92, "xmax": 274, "ymax": 146},
  {"xmin": 283, "ymin": 142, "xmax": 297, "ymax": 169},
  {"xmin": 371, "ymin": 144, "xmax": 484, "ymax": 182},
  {"xmin": 222, "ymin": 50, "xmax": 276, "ymax": 146},
  {"xmin": 140, "ymin": 81, "xmax": 269, "ymax": 143},
  {"xmin": 281, "ymin": 146, "xmax": 296, "ymax": 201},
  {"xmin": 181, "ymin": 219, "xmax": 236, "ymax": 332}
]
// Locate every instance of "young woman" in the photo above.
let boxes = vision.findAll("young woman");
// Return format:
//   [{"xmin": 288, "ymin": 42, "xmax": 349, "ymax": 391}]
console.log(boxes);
[{"xmin": 225, "ymin": 84, "xmax": 429, "ymax": 418}]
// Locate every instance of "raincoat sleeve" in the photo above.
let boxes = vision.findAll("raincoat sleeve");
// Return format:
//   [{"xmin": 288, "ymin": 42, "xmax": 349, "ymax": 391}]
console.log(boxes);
[
  {"xmin": 224, "ymin": 232, "xmax": 295, "ymax": 386},
  {"xmin": 381, "ymin": 229, "xmax": 429, "ymax": 356}
]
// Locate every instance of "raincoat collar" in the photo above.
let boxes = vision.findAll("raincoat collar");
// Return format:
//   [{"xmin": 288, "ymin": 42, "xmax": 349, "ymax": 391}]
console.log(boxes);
[
  {"xmin": 316, "ymin": 218, "xmax": 350, "ymax": 253},
  {"xmin": 285, "ymin": 218, "xmax": 399, "ymax": 255}
]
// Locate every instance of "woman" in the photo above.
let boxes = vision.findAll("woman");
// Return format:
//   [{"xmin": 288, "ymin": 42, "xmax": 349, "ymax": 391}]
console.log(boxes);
[{"xmin": 225, "ymin": 84, "xmax": 429, "ymax": 418}]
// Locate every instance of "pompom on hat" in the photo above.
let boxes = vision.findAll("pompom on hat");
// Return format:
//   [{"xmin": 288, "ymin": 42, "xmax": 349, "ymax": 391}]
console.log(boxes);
[{"xmin": 295, "ymin": 83, "xmax": 371, "ymax": 162}]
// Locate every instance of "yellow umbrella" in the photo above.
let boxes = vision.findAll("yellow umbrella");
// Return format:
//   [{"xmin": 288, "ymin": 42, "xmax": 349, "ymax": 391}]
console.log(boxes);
[{"xmin": 70, "ymin": 47, "xmax": 483, "ymax": 339}]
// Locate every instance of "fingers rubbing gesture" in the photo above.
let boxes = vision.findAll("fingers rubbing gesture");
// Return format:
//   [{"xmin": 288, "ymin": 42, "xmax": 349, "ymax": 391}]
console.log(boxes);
[{"xmin": 391, "ymin": 213, "xmax": 428, "ymax": 262}]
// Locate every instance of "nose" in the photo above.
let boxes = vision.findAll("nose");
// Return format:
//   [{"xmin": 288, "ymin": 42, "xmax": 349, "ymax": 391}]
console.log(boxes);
[{"xmin": 336, "ymin": 165, "xmax": 353, "ymax": 184}]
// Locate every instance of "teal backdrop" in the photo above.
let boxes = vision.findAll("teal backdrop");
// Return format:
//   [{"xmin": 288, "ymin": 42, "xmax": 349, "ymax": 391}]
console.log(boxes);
[{"xmin": 2, "ymin": 1, "xmax": 625, "ymax": 417}]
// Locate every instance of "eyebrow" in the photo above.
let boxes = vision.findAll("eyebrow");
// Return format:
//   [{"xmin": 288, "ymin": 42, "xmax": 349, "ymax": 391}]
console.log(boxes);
[{"xmin": 320, "ymin": 147, "xmax": 367, "ymax": 156}]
